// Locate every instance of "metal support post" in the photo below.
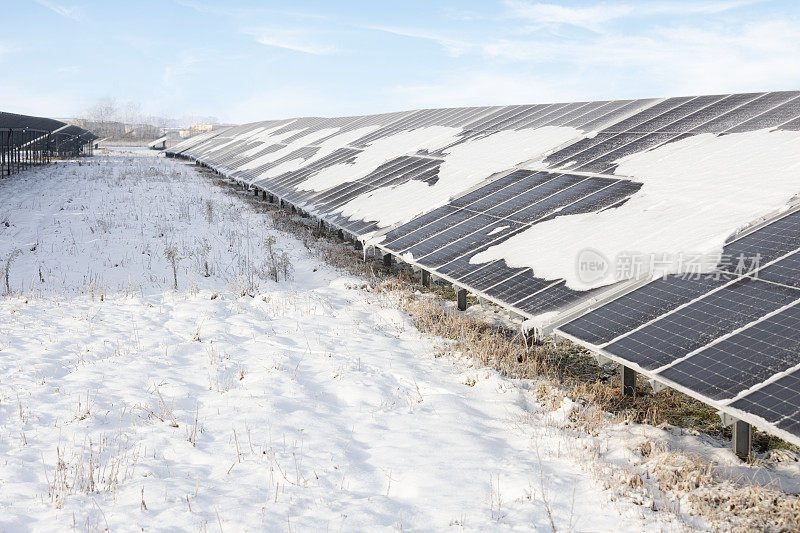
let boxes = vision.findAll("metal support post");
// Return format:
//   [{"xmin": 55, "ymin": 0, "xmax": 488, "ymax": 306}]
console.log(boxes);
[
  {"xmin": 622, "ymin": 366, "xmax": 636, "ymax": 396},
  {"xmin": 421, "ymin": 269, "xmax": 431, "ymax": 287},
  {"xmin": 457, "ymin": 288, "xmax": 467, "ymax": 311},
  {"xmin": 732, "ymin": 420, "xmax": 752, "ymax": 460}
]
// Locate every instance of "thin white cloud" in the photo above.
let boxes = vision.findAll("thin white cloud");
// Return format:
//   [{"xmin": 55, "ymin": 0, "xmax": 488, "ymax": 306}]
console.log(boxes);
[
  {"xmin": 365, "ymin": 25, "xmax": 472, "ymax": 57},
  {"xmin": 481, "ymin": 19, "xmax": 800, "ymax": 96},
  {"xmin": 32, "ymin": 0, "xmax": 82, "ymax": 21},
  {"xmin": 505, "ymin": 0, "xmax": 767, "ymax": 31},
  {"xmin": 243, "ymin": 28, "xmax": 338, "ymax": 55},
  {"xmin": 641, "ymin": 0, "xmax": 769, "ymax": 15},
  {"xmin": 505, "ymin": 1, "xmax": 632, "ymax": 31},
  {"xmin": 174, "ymin": 0, "xmax": 328, "ymax": 21},
  {"xmin": 162, "ymin": 50, "xmax": 205, "ymax": 88}
]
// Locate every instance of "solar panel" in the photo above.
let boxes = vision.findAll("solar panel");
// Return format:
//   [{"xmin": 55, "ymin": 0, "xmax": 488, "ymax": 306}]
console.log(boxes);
[
  {"xmin": 539, "ymin": 92, "xmax": 800, "ymax": 176},
  {"xmin": 657, "ymin": 303, "xmax": 800, "ymax": 400},
  {"xmin": 602, "ymin": 277, "xmax": 798, "ymax": 370},
  {"xmin": 556, "ymin": 207, "xmax": 800, "ymax": 446},
  {"xmin": 729, "ymin": 368, "xmax": 800, "ymax": 436}
]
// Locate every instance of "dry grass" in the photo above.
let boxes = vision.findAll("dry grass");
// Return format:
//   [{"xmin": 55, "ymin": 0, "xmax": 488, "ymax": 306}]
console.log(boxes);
[{"xmin": 45, "ymin": 434, "xmax": 140, "ymax": 510}]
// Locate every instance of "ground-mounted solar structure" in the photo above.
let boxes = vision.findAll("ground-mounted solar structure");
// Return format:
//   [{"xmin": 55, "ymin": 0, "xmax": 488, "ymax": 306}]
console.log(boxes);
[
  {"xmin": 0, "ymin": 111, "xmax": 97, "ymax": 176},
  {"xmin": 167, "ymin": 91, "xmax": 800, "ymax": 458}
]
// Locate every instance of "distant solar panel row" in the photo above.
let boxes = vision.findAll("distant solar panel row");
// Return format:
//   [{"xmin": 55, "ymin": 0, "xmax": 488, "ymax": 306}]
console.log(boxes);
[{"xmin": 1, "ymin": 111, "xmax": 97, "ymax": 176}]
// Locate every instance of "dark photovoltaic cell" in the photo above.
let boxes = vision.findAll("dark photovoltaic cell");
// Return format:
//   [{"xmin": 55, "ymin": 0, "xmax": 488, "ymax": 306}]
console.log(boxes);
[
  {"xmin": 448, "ymin": 170, "xmax": 538, "ymax": 208},
  {"xmin": 515, "ymin": 281, "xmax": 601, "ymax": 315},
  {"xmin": 560, "ymin": 212, "xmax": 800, "ymax": 346},
  {"xmin": 482, "ymin": 270, "xmax": 554, "ymax": 302},
  {"xmin": 407, "ymin": 176, "xmax": 609, "ymax": 266},
  {"xmin": 557, "ymin": 274, "xmax": 736, "ymax": 345},
  {"xmin": 729, "ymin": 369, "xmax": 800, "ymax": 435},
  {"xmin": 689, "ymin": 92, "xmax": 800, "ymax": 133},
  {"xmin": 722, "ymin": 210, "xmax": 800, "ymax": 267},
  {"xmin": 659, "ymin": 303, "xmax": 800, "ymax": 401},
  {"xmin": 757, "ymin": 251, "xmax": 800, "ymax": 288},
  {"xmin": 602, "ymin": 277, "xmax": 799, "ymax": 370}
]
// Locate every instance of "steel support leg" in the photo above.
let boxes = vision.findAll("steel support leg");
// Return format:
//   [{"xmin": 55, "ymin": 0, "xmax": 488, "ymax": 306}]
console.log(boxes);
[
  {"xmin": 421, "ymin": 269, "xmax": 430, "ymax": 287},
  {"xmin": 732, "ymin": 420, "xmax": 752, "ymax": 460},
  {"xmin": 457, "ymin": 288, "xmax": 467, "ymax": 311},
  {"xmin": 383, "ymin": 253, "xmax": 392, "ymax": 268},
  {"xmin": 622, "ymin": 366, "xmax": 636, "ymax": 396},
  {"xmin": 524, "ymin": 329, "xmax": 536, "ymax": 348}
]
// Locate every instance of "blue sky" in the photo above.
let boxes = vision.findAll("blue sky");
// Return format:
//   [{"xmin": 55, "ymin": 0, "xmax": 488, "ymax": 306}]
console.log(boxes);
[{"xmin": 4, "ymin": 0, "xmax": 800, "ymax": 123}]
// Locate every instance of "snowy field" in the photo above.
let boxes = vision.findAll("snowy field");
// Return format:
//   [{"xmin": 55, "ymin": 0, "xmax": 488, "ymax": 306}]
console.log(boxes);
[{"xmin": 0, "ymin": 149, "xmax": 797, "ymax": 531}]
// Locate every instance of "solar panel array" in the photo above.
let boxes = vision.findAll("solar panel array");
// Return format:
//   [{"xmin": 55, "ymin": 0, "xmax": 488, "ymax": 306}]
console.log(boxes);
[
  {"xmin": 167, "ymin": 91, "xmax": 800, "ymax": 447},
  {"xmin": 1, "ymin": 111, "xmax": 97, "ymax": 175},
  {"xmin": 0, "ymin": 111, "xmax": 98, "ymax": 153}
]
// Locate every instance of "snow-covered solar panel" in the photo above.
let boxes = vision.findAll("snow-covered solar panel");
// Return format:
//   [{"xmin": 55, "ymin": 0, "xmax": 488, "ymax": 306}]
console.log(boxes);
[{"xmin": 167, "ymin": 92, "xmax": 800, "ymax": 446}]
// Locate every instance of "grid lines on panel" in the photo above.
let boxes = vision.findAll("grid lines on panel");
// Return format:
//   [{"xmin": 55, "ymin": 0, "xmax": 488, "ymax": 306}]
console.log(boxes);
[{"xmin": 657, "ymin": 302, "xmax": 800, "ymax": 401}]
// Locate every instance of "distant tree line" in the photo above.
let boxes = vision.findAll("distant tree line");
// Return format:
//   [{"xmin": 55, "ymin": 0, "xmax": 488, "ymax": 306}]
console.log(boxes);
[{"xmin": 70, "ymin": 98, "xmax": 220, "ymax": 142}]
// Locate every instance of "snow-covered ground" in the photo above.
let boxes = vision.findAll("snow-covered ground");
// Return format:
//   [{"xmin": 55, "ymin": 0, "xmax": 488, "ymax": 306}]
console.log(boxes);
[{"xmin": 0, "ymin": 149, "xmax": 796, "ymax": 531}]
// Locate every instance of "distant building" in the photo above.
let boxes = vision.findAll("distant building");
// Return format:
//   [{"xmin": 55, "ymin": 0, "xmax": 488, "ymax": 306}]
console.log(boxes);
[{"xmin": 179, "ymin": 123, "xmax": 226, "ymax": 138}]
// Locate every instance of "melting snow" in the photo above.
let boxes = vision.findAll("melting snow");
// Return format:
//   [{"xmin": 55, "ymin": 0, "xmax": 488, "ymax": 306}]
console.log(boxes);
[
  {"xmin": 252, "ymin": 125, "xmax": 383, "ymax": 182},
  {"xmin": 335, "ymin": 126, "xmax": 583, "ymax": 229},
  {"xmin": 238, "ymin": 127, "xmax": 341, "ymax": 172},
  {"xmin": 296, "ymin": 126, "xmax": 462, "ymax": 192},
  {"xmin": 473, "ymin": 129, "xmax": 800, "ymax": 290},
  {"xmin": 487, "ymin": 225, "xmax": 509, "ymax": 236}
]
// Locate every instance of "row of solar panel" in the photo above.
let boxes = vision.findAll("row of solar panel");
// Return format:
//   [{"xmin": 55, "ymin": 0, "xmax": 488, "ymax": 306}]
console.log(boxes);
[
  {"xmin": 167, "ymin": 91, "xmax": 800, "ymax": 446},
  {"xmin": 168, "ymin": 92, "xmax": 800, "ymax": 323},
  {"xmin": 177, "ymin": 92, "xmax": 800, "ymax": 249},
  {"xmin": 0, "ymin": 112, "xmax": 97, "ymax": 150},
  {"xmin": 241, "ymin": 100, "xmax": 653, "ymax": 235},
  {"xmin": 172, "ymin": 98, "xmax": 653, "ymax": 207}
]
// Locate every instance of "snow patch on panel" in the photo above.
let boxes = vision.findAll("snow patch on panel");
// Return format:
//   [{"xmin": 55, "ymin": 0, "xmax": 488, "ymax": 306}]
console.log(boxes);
[
  {"xmin": 295, "ymin": 126, "xmax": 462, "ymax": 192},
  {"xmin": 238, "ymin": 127, "xmax": 342, "ymax": 173},
  {"xmin": 335, "ymin": 126, "xmax": 584, "ymax": 229},
  {"xmin": 472, "ymin": 129, "xmax": 800, "ymax": 291},
  {"xmin": 253, "ymin": 125, "xmax": 383, "ymax": 181}
]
